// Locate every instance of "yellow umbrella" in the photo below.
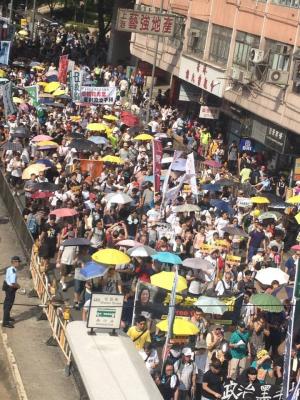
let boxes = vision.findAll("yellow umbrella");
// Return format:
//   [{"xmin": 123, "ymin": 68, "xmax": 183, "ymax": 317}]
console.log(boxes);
[
  {"xmin": 156, "ymin": 317, "xmax": 199, "ymax": 336},
  {"xmin": 37, "ymin": 82, "xmax": 48, "ymax": 87},
  {"xmin": 295, "ymin": 212, "xmax": 300, "ymax": 224},
  {"xmin": 70, "ymin": 116, "xmax": 81, "ymax": 122},
  {"xmin": 101, "ymin": 155, "xmax": 124, "ymax": 164},
  {"xmin": 86, "ymin": 123, "xmax": 108, "ymax": 132},
  {"xmin": 0, "ymin": 69, "xmax": 6, "ymax": 78},
  {"xmin": 151, "ymin": 271, "xmax": 187, "ymax": 293},
  {"xmin": 18, "ymin": 30, "xmax": 29, "ymax": 36},
  {"xmin": 250, "ymin": 197, "xmax": 270, "ymax": 204},
  {"xmin": 13, "ymin": 97, "xmax": 24, "ymax": 104},
  {"xmin": 134, "ymin": 134, "xmax": 153, "ymax": 141},
  {"xmin": 92, "ymin": 248, "xmax": 130, "ymax": 265},
  {"xmin": 103, "ymin": 115, "xmax": 119, "ymax": 122},
  {"xmin": 32, "ymin": 65, "xmax": 45, "ymax": 71},
  {"xmin": 287, "ymin": 195, "xmax": 300, "ymax": 205},
  {"xmin": 53, "ymin": 88, "xmax": 66, "ymax": 97},
  {"xmin": 36, "ymin": 140, "xmax": 59, "ymax": 148},
  {"xmin": 44, "ymin": 82, "xmax": 61, "ymax": 93},
  {"xmin": 22, "ymin": 164, "xmax": 46, "ymax": 180}
]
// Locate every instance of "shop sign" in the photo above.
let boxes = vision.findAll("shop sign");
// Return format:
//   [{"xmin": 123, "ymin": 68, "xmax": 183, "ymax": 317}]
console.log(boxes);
[
  {"xmin": 178, "ymin": 56, "xmax": 225, "ymax": 97},
  {"xmin": 264, "ymin": 126, "xmax": 287, "ymax": 154},
  {"xmin": 87, "ymin": 293, "xmax": 124, "ymax": 330},
  {"xmin": 116, "ymin": 8, "xmax": 176, "ymax": 37},
  {"xmin": 199, "ymin": 106, "xmax": 220, "ymax": 119},
  {"xmin": 294, "ymin": 158, "xmax": 300, "ymax": 181},
  {"xmin": 239, "ymin": 138, "xmax": 253, "ymax": 152}
]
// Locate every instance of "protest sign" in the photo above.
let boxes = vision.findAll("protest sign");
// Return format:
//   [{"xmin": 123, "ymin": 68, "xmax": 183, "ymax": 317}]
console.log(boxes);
[{"xmin": 80, "ymin": 86, "xmax": 116, "ymax": 105}]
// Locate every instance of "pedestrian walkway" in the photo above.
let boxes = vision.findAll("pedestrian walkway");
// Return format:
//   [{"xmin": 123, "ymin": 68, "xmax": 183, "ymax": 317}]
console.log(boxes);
[{"xmin": 0, "ymin": 197, "xmax": 78, "ymax": 400}]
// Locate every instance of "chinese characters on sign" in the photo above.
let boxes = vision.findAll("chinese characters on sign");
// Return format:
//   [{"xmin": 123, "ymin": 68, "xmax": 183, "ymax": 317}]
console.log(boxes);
[
  {"xmin": 69, "ymin": 69, "xmax": 83, "ymax": 103},
  {"xmin": 199, "ymin": 106, "xmax": 220, "ymax": 119},
  {"xmin": 116, "ymin": 8, "xmax": 176, "ymax": 37},
  {"xmin": 264, "ymin": 126, "xmax": 287, "ymax": 154},
  {"xmin": 80, "ymin": 86, "xmax": 117, "ymax": 105},
  {"xmin": 87, "ymin": 293, "xmax": 124, "ymax": 330},
  {"xmin": 179, "ymin": 56, "xmax": 225, "ymax": 97}
]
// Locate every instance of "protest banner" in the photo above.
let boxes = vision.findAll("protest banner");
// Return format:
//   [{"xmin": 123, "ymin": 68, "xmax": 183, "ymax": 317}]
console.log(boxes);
[
  {"xmin": 80, "ymin": 86, "xmax": 116, "ymax": 105},
  {"xmin": 0, "ymin": 40, "xmax": 11, "ymax": 65},
  {"xmin": 69, "ymin": 69, "xmax": 83, "ymax": 103},
  {"xmin": 2, "ymin": 81, "xmax": 17, "ymax": 116},
  {"xmin": 25, "ymin": 85, "xmax": 39, "ymax": 107},
  {"xmin": 58, "ymin": 55, "xmax": 69, "ymax": 84},
  {"xmin": 80, "ymin": 159, "xmax": 103, "ymax": 180}
]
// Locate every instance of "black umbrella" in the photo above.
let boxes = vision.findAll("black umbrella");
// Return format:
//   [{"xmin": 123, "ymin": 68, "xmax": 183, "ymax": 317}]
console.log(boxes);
[
  {"xmin": 218, "ymin": 178, "xmax": 239, "ymax": 187},
  {"xmin": 12, "ymin": 126, "xmax": 30, "ymax": 138},
  {"xmin": 62, "ymin": 238, "xmax": 91, "ymax": 247},
  {"xmin": 1, "ymin": 141, "xmax": 23, "ymax": 152},
  {"xmin": 33, "ymin": 182, "xmax": 60, "ymax": 192},
  {"xmin": 221, "ymin": 226, "xmax": 249, "ymax": 238},
  {"xmin": 68, "ymin": 132, "xmax": 84, "ymax": 139},
  {"xmin": 68, "ymin": 139, "xmax": 98, "ymax": 152}
]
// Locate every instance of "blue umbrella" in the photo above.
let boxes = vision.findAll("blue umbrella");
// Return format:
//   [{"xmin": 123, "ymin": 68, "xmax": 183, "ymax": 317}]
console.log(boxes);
[
  {"xmin": 36, "ymin": 159, "xmax": 53, "ymax": 168},
  {"xmin": 210, "ymin": 199, "xmax": 233, "ymax": 215},
  {"xmin": 202, "ymin": 184, "xmax": 222, "ymax": 192},
  {"xmin": 89, "ymin": 136, "xmax": 107, "ymax": 145},
  {"xmin": 144, "ymin": 175, "xmax": 166, "ymax": 183},
  {"xmin": 152, "ymin": 252, "xmax": 182, "ymax": 265},
  {"xmin": 80, "ymin": 261, "xmax": 108, "ymax": 280}
]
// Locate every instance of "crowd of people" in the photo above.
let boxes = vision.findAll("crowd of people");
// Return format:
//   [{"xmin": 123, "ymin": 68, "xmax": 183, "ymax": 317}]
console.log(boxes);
[{"xmin": 1, "ymin": 38, "xmax": 300, "ymax": 400}]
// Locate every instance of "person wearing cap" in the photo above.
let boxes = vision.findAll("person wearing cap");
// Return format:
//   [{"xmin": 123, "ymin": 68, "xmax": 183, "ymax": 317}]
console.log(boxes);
[
  {"xmin": 2, "ymin": 256, "xmax": 21, "ymax": 328},
  {"xmin": 174, "ymin": 347, "xmax": 197, "ymax": 399},
  {"xmin": 228, "ymin": 321, "xmax": 250, "ymax": 380},
  {"xmin": 201, "ymin": 359, "xmax": 223, "ymax": 400}
]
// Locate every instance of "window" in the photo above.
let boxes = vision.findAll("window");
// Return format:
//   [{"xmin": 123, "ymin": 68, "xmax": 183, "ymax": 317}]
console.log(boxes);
[
  {"xmin": 292, "ymin": 56, "xmax": 300, "ymax": 93},
  {"xmin": 265, "ymin": 40, "xmax": 292, "ymax": 71},
  {"xmin": 209, "ymin": 25, "xmax": 232, "ymax": 66},
  {"xmin": 271, "ymin": 0, "xmax": 300, "ymax": 8},
  {"xmin": 186, "ymin": 19, "xmax": 208, "ymax": 58},
  {"xmin": 233, "ymin": 31, "xmax": 260, "ymax": 68},
  {"xmin": 168, "ymin": 15, "xmax": 185, "ymax": 48}
]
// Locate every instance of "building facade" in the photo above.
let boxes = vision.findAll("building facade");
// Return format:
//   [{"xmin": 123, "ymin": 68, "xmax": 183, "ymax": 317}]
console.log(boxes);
[{"xmin": 130, "ymin": 0, "xmax": 300, "ymax": 171}]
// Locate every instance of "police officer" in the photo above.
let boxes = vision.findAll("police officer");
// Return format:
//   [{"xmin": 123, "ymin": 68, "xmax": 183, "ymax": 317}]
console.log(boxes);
[{"xmin": 2, "ymin": 256, "xmax": 21, "ymax": 328}]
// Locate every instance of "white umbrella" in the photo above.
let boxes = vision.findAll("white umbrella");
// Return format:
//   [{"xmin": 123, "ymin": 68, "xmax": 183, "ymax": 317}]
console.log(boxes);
[
  {"xmin": 104, "ymin": 192, "xmax": 133, "ymax": 204},
  {"xmin": 173, "ymin": 204, "xmax": 200, "ymax": 213},
  {"xmin": 194, "ymin": 296, "xmax": 227, "ymax": 315},
  {"xmin": 127, "ymin": 245, "xmax": 157, "ymax": 258},
  {"xmin": 182, "ymin": 258, "xmax": 214, "ymax": 273},
  {"xmin": 255, "ymin": 268, "xmax": 289, "ymax": 286}
]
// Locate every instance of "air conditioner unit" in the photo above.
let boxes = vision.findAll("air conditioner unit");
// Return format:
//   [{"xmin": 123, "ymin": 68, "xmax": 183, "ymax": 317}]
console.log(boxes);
[
  {"xmin": 249, "ymin": 48, "xmax": 265, "ymax": 64},
  {"xmin": 231, "ymin": 67, "xmax": 243, "ymax": 81},
  {"xmin": 266, "ymin": 69, "xmax": 289, "ymax": 85}
]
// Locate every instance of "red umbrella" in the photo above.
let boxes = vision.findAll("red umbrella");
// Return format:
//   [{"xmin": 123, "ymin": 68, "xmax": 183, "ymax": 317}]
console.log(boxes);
[
  {"xmin": 121, "ymin": 112, "xmax": 140, "ymax": 127},
  {"xmin": 291, "ymin": 245, "xmax": 300, "ymax": 251},
  {"xmin": 203, "ymin": 160, "xmax": 222, "ymax": 168},
  {"xmin": 50, "ymin": 208, "xmax": 78, "ymax": 217},
  {"xmin": 31, "ymin": 191, "xmax": 53, "ymax": 199}
]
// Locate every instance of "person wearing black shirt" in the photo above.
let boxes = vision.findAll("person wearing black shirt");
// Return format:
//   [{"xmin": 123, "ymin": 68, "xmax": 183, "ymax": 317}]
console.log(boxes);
[
  {"xmin": 238, "ymin": 367, "xmax": 261, "ymax": 394},
  {"xmin": 202, "ymin": 360, "xmax": 223, "ymax": 400},
  {"xmin": 156, "ymin": 362, "xmax": 180, "ymax": 400},
  {"xmin": 38, "ymin": 216, "xmax": 60, "ymax": 272}
]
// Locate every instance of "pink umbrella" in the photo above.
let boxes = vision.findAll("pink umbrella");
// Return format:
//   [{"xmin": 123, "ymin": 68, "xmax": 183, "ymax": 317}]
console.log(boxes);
[
  {"xmin": 203, "ymin": 160, "xmax": 222, "ymax": 168},
  {"xmin": 116, "ymin": 239, "xmax": 143, "ymax": 247},
  {"xmin": 31, "ymin": 135, "xmax": 53, "ymax": 142},
  {"xmin": 291, "ymin": 245, "xmax": 300, "ymax": 251},
  {"xmin": 50, "ymin": 208, "xmax": 78, "ymax": 218},
  {"xmin": 31, "ymin": 191, "xmax": 53, "ymax": 199}
]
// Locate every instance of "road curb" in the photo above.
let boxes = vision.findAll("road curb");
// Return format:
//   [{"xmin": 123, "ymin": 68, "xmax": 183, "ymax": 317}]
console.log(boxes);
[{"xmin": 0, "ymin": 330, "xmax": 28, "ymax": 400}]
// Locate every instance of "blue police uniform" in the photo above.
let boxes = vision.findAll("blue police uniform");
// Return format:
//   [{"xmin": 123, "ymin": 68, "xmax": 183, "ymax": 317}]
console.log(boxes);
[{"xmin": 3, "ymin": 266, "xmax": 18, "ymax": 326}]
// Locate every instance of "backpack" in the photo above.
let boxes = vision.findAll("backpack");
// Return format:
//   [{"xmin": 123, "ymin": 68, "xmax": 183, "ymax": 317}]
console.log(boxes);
[{"xmin": 27, "ymin": 215, "xmax": 38, "ymax": 235}]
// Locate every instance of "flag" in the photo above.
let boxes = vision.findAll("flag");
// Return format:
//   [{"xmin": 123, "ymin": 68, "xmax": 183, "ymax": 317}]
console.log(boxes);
[
  {"xmin": 165, "ymin": 173, "xmax": 187, "ymax": 205},
  {"xmin": 25, "ymin": 85, "xmax": 39, "ymax": 107},
  {"xmin": 80, "ymin": 159, "xmax": 103, "ymax": 180},
  {"xmin": 186, "ymin": 152, "xmax": 198, "ymax": 196},
  {"xmin": 58, "ymin": 55, "xmax": 69, "ymax": 84},
  {"xmin": 152, "ymin": 139, "xmax": 163, "ymax": 193},
  {"xmin": 2, "ymin": 81, "xmax": 17, "ymax": 116}
]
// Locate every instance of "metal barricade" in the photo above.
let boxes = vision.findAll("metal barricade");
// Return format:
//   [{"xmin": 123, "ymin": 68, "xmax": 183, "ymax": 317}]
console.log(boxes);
[
  {"xmin": 0, "ymin": 169, "xmax": 34, "ymax": 261},
  {"xmin": 30, "ymin": 249, "xmax": 71, "ymax": 365}
]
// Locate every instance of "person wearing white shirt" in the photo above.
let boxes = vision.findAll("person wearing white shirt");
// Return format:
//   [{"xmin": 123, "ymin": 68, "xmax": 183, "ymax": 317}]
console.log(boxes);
[
  {"xmin": 215, "ymin": 212, "xmax": 230, "ymax": 238},
  {"xmin": 139, "ymin": 343, "xmax": 159, "ymax": 375},
  {"xmin": 215, "ymin": 272, "xmax": 235, "ymax": 296}
]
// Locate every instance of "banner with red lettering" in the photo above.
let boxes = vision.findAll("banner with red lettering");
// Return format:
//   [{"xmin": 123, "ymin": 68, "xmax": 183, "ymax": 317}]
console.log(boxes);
[
  {"xmin": 80, "ymin": 159, "xmax": 103, "ymax": 180},
  {"xmin": 58, "ymin": 55, "xmax": 69, "ymax": 84},
  {"xmin": 152, "ymin": 139, "xmax": 163, "ymax": 192}
]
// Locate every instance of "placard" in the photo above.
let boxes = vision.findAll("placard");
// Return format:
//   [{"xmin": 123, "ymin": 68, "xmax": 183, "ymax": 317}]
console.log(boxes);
[
  {"xmin": 294, "ymin": 158, "xmax": 300, "ymax": 181},
  {"xmin": 87, "ymin": 293, "xmax": 124, "ymax": 329},
  {"xmin": 80, "ymin": 86, "xmax": 116, "ymax": 105},
  {"xmin": 199, "ymin": 106, "xmax": 220, "ymax": 119}
]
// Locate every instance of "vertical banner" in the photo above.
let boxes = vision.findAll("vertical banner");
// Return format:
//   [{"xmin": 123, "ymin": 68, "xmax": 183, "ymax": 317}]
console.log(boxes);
[
  {"xmin": 186, "ymin": 152, "xmax": 198, "ymax": 196},
  {"xmin": 152, "ymin": 139, "xmax": 163, "ymax": 193},
  {"xmin": 25, "ymin": 85, "xmax": 39, "ymax": 106},
  {"xmin": 80, "ymin": 159, "xmax": 103, "ymax": 180},
  {"xmin": 161, "ymin": 150, "xmax": 183, "ymax": 209},
  {"xmin": 0, "ymin": 40, "xmax": 11, "ymax": 65},
  {"xmin": 2, "ymin": 81, "xmax": 17, "ymax": 116},
  {"xmin": 58, "ymin": 55, "xmax": 69, "ymax": 84},
  {"xmin": 70, "ymin": 69, "xmax": 83, "ymax": 103}
]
